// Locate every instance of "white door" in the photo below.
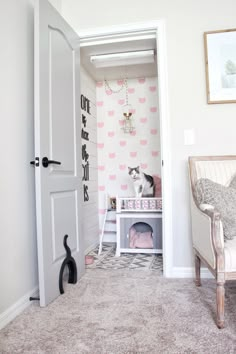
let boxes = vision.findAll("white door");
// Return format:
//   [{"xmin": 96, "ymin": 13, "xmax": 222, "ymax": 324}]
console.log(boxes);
[{"xmin": 34, "ymin": 0, "xmax": 84, "ymax": 307}]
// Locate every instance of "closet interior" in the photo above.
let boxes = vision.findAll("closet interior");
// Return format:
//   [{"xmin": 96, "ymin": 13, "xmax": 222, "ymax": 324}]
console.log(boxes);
[{"xmin": 79, "ymin": 30, "xmax": 163, "ymax": 263}]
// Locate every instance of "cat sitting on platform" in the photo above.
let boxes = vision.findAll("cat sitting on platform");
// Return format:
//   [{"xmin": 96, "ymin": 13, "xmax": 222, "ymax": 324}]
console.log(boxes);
[{"xmin": 128, "ymin": 166, "xmax": 155, "ymax": 197}]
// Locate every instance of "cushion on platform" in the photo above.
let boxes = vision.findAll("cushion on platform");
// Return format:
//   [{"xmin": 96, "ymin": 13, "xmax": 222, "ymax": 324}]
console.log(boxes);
[{"xmin": 153, "ymin": 175, "xmax": 162, "ymax": 198}]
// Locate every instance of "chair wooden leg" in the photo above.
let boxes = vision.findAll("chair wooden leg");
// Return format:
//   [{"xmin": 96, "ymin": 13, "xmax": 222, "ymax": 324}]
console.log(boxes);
[
  {"xmin": 216, "ymin": 282, "xmax": 225, "ymax": 329},
  {"xmin": 195, "ymin": 254, "xmax": 201, "ymax": 287}
]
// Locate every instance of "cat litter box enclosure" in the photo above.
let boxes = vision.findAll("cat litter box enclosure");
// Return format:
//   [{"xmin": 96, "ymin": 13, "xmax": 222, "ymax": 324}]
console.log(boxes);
[
  {"xmin": 116, "ymin": 197, "xmax": 162, "ymax": 257},
  {"xmin": 116, "ymin": 197, "xmax": 162, "ymax": 256}
]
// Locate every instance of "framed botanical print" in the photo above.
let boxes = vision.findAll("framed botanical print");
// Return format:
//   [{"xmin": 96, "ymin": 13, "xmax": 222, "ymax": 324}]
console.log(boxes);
[{"xmin": 204, "ymin": 28, "xmax": 236, "ymax": 104}]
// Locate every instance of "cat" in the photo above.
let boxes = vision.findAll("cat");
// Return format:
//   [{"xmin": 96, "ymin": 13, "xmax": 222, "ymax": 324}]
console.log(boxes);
[{"xmin": 128, "ymin": 166, "xmax": 155, "ymax": 197}]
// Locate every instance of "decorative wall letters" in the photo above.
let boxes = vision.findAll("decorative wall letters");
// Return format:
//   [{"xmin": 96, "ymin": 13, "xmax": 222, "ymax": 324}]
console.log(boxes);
[{"xmin": 81, "ymin": 94, "xmax": 91, "ymax": 202}]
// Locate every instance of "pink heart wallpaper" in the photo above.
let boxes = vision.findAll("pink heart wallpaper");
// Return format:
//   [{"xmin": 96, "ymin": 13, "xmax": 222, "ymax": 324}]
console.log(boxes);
[{"xmin": 96, "ymin": 76, "xmax": 161, "ymax": 217}]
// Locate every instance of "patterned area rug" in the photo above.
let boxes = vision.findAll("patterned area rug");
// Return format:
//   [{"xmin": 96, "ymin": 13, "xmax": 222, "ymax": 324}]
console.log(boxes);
[{"xmin": 86, "ymin": 243, "xmax": 163, "ymax": 274}]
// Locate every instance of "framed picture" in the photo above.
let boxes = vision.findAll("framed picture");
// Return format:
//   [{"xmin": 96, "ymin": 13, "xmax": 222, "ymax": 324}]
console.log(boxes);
[
  {"xmin": 204, "ymin": 28, "xmax": 236, "ymax": 104},
  {"xmin": 110, "ymin": 197, "xmax": 116, "ymax": 210}
]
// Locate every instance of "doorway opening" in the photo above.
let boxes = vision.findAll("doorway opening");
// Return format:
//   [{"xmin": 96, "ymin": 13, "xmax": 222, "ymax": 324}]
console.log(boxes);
[{"xmin": 79, "ymin": 21, "xmax": 172, "ymax": 277}]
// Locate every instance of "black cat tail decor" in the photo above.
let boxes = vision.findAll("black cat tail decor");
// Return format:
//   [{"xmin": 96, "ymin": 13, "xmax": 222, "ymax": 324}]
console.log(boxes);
[{"xmin": 59, "ymin": 235, "xmax": 77, "ymax": 294}]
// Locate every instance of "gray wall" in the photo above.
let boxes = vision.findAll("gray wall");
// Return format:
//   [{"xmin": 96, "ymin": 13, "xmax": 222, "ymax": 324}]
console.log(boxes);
[
  {"xmin": 61, "ymin": 0, "xmax": 236, "ymax": 268},
  {"xmin": 0, "ymin": 0, "xmax": 37, "ymax": 316},
  {"xmin": 0, "ymin": 0, "xmax": 62, "ymax": 324}
]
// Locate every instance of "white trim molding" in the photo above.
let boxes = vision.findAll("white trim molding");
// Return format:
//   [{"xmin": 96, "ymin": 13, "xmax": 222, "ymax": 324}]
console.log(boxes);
[
  {"xmin": 0, "ymin": 286, "xmax": 39, "ymax": 330},
  {"xmin": 78, "ymin": 20, "xmax": 165, "ymax": 41},
  {"xmin": 170, "ymin": 267, "xmax": 214, "ymax": 279},
  {"xmin": 79, "ymin": 20, "xmax": 173, "ymax": 278}
]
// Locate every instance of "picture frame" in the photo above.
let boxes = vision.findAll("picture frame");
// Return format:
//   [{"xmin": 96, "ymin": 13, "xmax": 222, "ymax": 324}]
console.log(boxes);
[
  {"xmin": 204, "ymin": 28, "xmax": 236, "ymax": 104},
  {"xmin": 110, "ymin": 197, "xmax": 116, "ymax": 210}
]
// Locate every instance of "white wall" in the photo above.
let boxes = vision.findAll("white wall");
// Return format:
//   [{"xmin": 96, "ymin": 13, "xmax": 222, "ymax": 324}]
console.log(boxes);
[
  {"xmin": 48, "ymin": 0, "xmax": 62, "ymax": 12},
  {"xmin": 61, "ymin": 0, "xmax": 236, "ymax": 269},
  {"xmin": 0, "ymin": 0, "xmax": 37, "ymax": 322},
  {"xmin": 0, "ymin": 0, "xmax": 81, "ymax": 327},
  {"xmin": 80, "ymin": 67, "xmax": 99, "ymax": 251}
]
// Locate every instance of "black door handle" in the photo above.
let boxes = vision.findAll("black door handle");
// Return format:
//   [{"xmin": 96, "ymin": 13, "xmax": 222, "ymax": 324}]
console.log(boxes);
[{"xmin": 42, "ymin": 157, "xmax": 61, "ymax": 168}]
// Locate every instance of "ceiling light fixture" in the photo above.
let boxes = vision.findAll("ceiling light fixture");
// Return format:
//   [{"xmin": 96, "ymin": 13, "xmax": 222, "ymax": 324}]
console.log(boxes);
[
  {"xmin": 90, "ymin": 50, "xmax": 155, "ymax": 68},
  {"xmin": 122, "ymin": 78, "xmax": 135, "ymax": 134},
  {"xmin": 104, "ymin": 78, "xmax": 135, "ymax": 134}
]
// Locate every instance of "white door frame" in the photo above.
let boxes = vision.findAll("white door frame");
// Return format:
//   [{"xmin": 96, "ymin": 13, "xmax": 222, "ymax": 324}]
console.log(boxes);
[{"xmin": 79, "ymin": 20, "xmax": 173, "ymax": 277}]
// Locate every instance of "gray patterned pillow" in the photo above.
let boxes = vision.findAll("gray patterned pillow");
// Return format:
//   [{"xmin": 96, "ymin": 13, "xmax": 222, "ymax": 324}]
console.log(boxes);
[{"xmin": 195, "ymin": 178, "xmax": 236, "ymax": 241}]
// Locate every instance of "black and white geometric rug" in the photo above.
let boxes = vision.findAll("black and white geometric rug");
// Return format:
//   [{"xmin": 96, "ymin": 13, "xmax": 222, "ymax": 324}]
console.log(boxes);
[{"xmin": 86, "ymin": 243, "xmax": 163, "ymax": 274}]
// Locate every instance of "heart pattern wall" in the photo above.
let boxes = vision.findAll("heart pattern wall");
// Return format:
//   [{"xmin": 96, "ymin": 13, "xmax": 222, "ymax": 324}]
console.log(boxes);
[{"xmin": 96, "ymin": 76, "xmax": 161, "ymax": 233}]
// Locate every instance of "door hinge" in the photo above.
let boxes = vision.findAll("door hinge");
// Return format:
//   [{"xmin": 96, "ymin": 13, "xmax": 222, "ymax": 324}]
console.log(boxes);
[
  {"xmin": 162, "ymin": 160, "xmax": 164, "ymax": 167},
  {"xmin": 30, "ymin": 157, "xmax": 40, "ymax": 167}
]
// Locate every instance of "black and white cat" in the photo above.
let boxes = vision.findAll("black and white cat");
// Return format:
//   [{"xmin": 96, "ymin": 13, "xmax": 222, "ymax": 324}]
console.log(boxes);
[{"xmin": 128, "ymin": 166, "xmax": 155, "ymax": 197}]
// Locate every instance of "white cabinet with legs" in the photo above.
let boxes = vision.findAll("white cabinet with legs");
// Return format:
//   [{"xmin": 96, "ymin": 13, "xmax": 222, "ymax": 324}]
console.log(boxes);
[{"xmin": 116, "ymin": 197, "xmax": 162, "ymax": 257}]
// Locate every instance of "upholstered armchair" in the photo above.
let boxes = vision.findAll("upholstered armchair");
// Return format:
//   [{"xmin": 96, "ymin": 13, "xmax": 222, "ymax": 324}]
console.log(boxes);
[{"xmin": 188, "ymin": 155, "xmax": 236, "ymax": 328}]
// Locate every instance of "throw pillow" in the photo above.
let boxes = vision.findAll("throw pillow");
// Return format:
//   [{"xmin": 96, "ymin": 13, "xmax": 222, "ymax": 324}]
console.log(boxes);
[
  {"xmin": 153, "ymin": 175, "xmax": 162, "ymax": 197},
  {"xmin": 195, "ymin": 178, "xmax": 236, "ymax": 241}
]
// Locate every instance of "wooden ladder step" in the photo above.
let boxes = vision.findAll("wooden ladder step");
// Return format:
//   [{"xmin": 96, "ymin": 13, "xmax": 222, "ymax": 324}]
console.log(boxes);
[
  {"xmin": 103, "ymin": 230, "xmax": 116, "ymax": 234},
  {"xmin": 106, "ymin": 220, "xmax": 116, "ymax": 224}
]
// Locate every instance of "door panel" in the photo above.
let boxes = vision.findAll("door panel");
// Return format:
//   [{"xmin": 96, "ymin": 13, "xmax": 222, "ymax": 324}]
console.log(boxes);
[
  {"xmin": 34, "ymin": 0, "xmax": 84, "ymax": 307},
  {"xmin": 50, "ymin": 27, "xmax": 75, "ymax": 174},
  {"xmin": 51, "ymin": 191, "xmax": 78, "ymax": 261}
]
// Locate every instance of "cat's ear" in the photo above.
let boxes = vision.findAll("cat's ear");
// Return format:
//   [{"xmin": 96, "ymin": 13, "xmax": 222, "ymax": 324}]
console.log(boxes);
[
  {"xmin": 128, "ymin": 167, "xmax": 131, "ymax": 173},
  {"xmin": 136, "ymin": 166, "xmax": 140, "ymax": 173}
]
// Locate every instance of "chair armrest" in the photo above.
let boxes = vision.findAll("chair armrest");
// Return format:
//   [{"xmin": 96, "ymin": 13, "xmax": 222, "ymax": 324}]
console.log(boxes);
[
  {"xmin": 202, "ymin": 206, "xmax": 224, "ymax": 248},
  {"xmin": 190, "ymin": 196, "xmax": 224, "ymax": 270},
  {"xmin": 199, "ymin": 203, "xmax": 215, "ymax": 212}
]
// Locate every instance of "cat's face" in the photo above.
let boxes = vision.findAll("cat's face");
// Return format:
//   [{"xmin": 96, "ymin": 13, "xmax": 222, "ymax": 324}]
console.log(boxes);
[{"xmin": 128, "ymin": 166, "xmax": 140, "ymax": 180}]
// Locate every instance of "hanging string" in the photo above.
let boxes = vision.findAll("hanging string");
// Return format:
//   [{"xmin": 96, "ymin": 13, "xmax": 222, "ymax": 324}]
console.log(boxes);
[
  {"xmin": 104, "ymin": 79, "xmax": 126, "ymax": 94},
  {"xmin": 124, "ymin": 78, "xmax": 129, "ymax": 105}
]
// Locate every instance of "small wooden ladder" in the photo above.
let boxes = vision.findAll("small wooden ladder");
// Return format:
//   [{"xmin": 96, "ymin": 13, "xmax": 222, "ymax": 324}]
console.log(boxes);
[{"xmin": 98, "ymin": 208, "xmax": 117, "ymax": 255}]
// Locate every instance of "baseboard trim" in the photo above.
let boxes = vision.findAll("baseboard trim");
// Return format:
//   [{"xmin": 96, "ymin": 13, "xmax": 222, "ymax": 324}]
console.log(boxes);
[
  {"xmin": 170, "ymin": 267, "xmax": 214, "ymax": 279},
  {"xmin": 84, "ymin": 241, "xmax": 99, "ymax": 255},
  {"xmin": 0, "ymin": 286, "xmax": 39, "ymax": 330}
]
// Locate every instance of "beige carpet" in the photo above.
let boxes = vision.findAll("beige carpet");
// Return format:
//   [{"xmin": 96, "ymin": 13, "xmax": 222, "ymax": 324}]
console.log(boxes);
[{"xmin": 1, "ymin": 269, "xmax": 236, "ymax": 353}]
